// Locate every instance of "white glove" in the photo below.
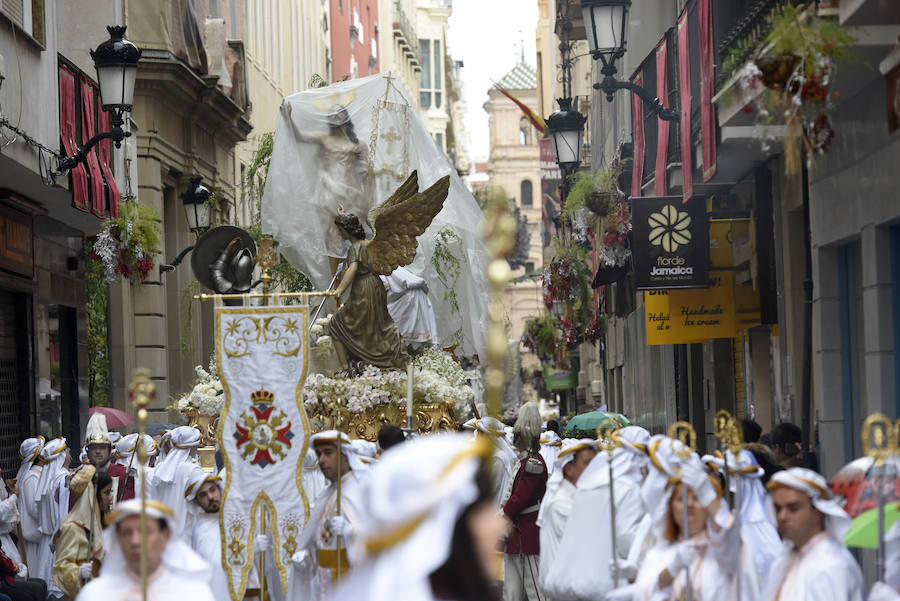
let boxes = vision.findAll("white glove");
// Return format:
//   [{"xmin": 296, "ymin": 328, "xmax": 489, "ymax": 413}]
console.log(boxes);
[
  {"xmin": 16, "ymin": 563, "xmax": 26, "ymax": 578},
  {"xmin": 608, "ymin": 558, "xmax": 637, "ymax": 583},
  {"xmin": 291, "ymin": 549, "xmax": 310, "ymax": 566},
  {"xmin": 255, "ymin": 533, "xmax": 273, "ymax": 553},
  {"xmin": 666, "ymin": 541, "xmax": 695, "ymax": 576},
  {"xmin": 681, "ymin": 457, "xmax": 717, "ymax": 507},
  {"xmin": 329, "ymin": 516, "xmax": 353, "ymax": 538},
  {"xmin": 79, "ymin": 562, "xmax": 93, "ymax": 579},
  {"xmin": 870, "ymin": 583, "xmax": 900, "ymax": 601}
]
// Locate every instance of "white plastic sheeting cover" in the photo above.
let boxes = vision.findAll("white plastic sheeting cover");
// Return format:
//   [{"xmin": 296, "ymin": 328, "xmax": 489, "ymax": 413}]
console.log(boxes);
[{"xmin": 262, "ymin": 74, "xmax": 488, "ymax": 358}]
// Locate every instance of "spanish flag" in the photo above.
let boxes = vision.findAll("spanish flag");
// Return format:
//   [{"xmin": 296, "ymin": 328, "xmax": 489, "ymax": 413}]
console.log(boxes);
[{"xmin": 492, "ymin": 81, "xmax": 548, "ymax": 136}]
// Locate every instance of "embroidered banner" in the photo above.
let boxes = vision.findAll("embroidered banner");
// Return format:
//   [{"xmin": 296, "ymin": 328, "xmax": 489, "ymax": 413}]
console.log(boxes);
[
  {"xmin": 216, "ymin": 297, "xmax": 311, "ymax": 600},
  {"xmin": 81, "ymin": 82, "xmax": 106, "ymax": 217},
  {"xmin": 699, "ymin": 0, "xmax": 717, "ymax": 182},
  {"xmin": 677, "ymin": 10, "xmax": 693, "ymax": 203},
  {"xmin": 655, "ymin": 37, "xmax": 669, "ymax": 196},
  {"xmin": 631, "ymin": 72, "xmax": 645, "ymax": 199}
]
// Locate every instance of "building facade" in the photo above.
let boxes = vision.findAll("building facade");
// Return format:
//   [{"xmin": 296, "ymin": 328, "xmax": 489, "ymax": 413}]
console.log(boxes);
[
  {"xmin": 545, "ymin": 0, "xmax": 900, "ymax": 474},
  {"xmin": 330, "ymin": 0, "xmax": 380, "ymax": 81},
  {"xmin": 484, "ymin": 62, "xmax": 544, "ymax": 369},
  {"xmin": 99, "ymin": 0, "xmax": 251, "ymax": 422},
  {"xmin": 0, "ymin": 0, "xmax": 136, "ymax": 465}
]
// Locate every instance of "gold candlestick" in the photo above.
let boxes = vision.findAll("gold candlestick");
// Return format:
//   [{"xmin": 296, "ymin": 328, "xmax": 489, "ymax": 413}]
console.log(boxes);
[
  {"xmin": 255, "ymin": 237, "xmax": 280, "ymax": 305},
  {"xmin": 128, "ymin": 368, "xmax": 155, "ymax": 601},
  {"xmin": 482, "ymin": 197, "xmax": 518, "ymax": 418}
]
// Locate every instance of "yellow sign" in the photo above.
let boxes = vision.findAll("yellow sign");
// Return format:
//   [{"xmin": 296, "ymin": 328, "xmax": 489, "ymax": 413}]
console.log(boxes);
[
  {"xmin": 645, "ymin": 272, "xmax": 737, "ymax": 344},
  {"xmin": 644, "ymin": 219, "xmax": 760, "ymax": 345}
]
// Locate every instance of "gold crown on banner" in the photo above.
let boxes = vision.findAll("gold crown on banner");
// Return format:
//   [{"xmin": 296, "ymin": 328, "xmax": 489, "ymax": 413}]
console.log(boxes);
[{"xmin": 251, "ymin": 388, "xmax": 275, "ymax": 406}]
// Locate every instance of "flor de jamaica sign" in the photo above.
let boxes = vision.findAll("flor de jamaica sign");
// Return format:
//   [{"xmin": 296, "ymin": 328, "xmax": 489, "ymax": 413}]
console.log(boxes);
[{"xmin": 632, "ymin": 196, "xmax": 709, "ymax": 290}]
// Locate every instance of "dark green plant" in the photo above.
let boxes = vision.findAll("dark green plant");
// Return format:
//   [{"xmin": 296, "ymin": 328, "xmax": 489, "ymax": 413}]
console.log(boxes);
[
  {"xmin": 432, "ymin": 227, "xmax": 464, "ymax": 348},
  {"xmin": 84, "ymin": 241, "xmax": 110, "ymax": 407},
  {"xmin": 240, "ymin": 132, "xmax": 314, "ymax": 296}
]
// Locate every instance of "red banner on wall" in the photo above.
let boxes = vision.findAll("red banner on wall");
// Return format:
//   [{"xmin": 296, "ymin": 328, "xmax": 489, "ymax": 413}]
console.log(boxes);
[
  {"xmin": 655, "ymin": 38, "xmax": 669, "ymax": 196},
  {"xmin": 631, "ymin": 73, "xmax": 645, "ymax": 199},
  {"xmin": 97, "ymin": 109, "xmax": 121, "ymax": 218},
  {"xmin": 59, "ymin": 67, "xmax": 89, "ymax": 212},
  {"xmin": 677, "ymin": 10, "xmax": 693, "ymax": 203},
  {"xmin": 81, "ymin": 82, "xmax": 106, "ymax": 217},
  {"xmin": 699, "ymin": 0, "xmax": 717, "ymax": 182}
]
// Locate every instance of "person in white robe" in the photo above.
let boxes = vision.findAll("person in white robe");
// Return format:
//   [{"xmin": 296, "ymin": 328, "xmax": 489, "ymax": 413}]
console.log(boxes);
[
  {"xmin": 701, "ymin": 448, "xmax": 780, "ymax": 601},
  {"xmin": 35, "ymin": 437, "xmax": 71, "ymax": 598},
  {"xmin": 114, "ymin": 433, "xmax": 157, "ymax": 501},
  {"xmin": 462, "ymin": 417, "xmax": 516, "ymax": 510},
  {"xmin": 186, "ymin": 470, "xmax": 233, "ymax": 601},
  {"xmin": 330, "ymin": 434, "xmax": 508, "ymax": 601},
  {"xmin": 537, "ymin": 439, "xmax": 596, "ymax": 600},
  {"xmin": 629, "ymin": 453, "xmax": 739, "ymax": 601},
  {"xmin": 870, "ymin": 517, "xmax": 900, "ymax": 601},
  {"xmin": 379, "ymin": 266, "xmax": 440, "ymax": 347},
  {"xmin": 538, "ymin": 431, "xmax": 562, "ymax": 477},
  {"xmin": 289, "ymin": 431, "xmax": 367, "ymax": 601},
  {"xmin": 546, "ymin": 427, "xmax": 646, "ymax": 600},
  {"xmin": 302, "ymin": 448, "xmax": 328, "ymax": 509},
  {"xmin": 17, "ymin": 437, "xmax": 43, "ymax": 578},
  {"xmin": 74, "ymin": 498, "xmax": 215, "ymax": 601},
  {"xmin": 759, "ymin": 467, "xmax": 865, "ymax": 601},
  {"xmin": 147, "ymin": 426, "xmax": 200, "ymax": 542},
  {"xmin": 605, "ymin": 433, "xmax": 684, "ymax": 601}
]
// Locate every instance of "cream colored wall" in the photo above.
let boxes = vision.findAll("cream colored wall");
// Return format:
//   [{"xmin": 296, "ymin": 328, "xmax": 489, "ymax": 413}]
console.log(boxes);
[
  {"xmin": 485, "ymin": 86, "xmax": 543, "ymax": 368},
  {"xmin": 380, "ymin": 0, "xmax": 421, "ymax": 102},
  {"xmin": 235, "ymin": 0, "xmax": 330, "ymax": 227},
  {"xmin": 417, "ymin": 0, "xmax": 451, "ymax": 151}
]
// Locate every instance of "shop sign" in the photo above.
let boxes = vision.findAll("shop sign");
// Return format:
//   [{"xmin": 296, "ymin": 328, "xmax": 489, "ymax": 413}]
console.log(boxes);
[
  {"xmin": 644, "ymin": 218, "xmax": 760, "ymax": 345},
  {"xmin": 645, "ymin": 272, "xmax": 737, "ymax": 344},
  {"xmin": 632, "ymin": 196, "xmax": 709, "ymax": 289},
  {"xmin": 539, "ymin": 138, "xmax": 562, "ymax": 247},
  {"xmin": 0, "ymin": 205, "xmax": 33, "ymax": 278},
  {"xmin": 544, "ymin": 365, "xmax": 577, "ymax": 390}
]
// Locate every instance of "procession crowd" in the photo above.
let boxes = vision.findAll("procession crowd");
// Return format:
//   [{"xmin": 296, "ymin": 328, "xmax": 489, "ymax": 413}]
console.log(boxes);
[{"xmin": 1, "ymin": 404, "xmax": 897, "ymax": 601}]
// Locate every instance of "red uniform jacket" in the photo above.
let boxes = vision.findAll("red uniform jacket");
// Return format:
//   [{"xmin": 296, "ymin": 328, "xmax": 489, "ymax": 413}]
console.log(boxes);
[
  {"xmin": 68, "ymin": 462, "xmax": 133, "ymax": 510},
  {"xmin": 502, "ymin": 453, "xmax": 547, "ymax": 555}
]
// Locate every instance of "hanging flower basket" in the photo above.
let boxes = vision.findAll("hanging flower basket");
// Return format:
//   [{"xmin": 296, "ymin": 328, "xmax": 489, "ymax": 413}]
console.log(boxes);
[
  {"xmin": 91, "ymin": 201, "xmax": 161, "ymax": 283},
  {"xmin": 754, "ymin": 54, "xmax": 801, "ymax": 90},
  {"xmin": 585, "ymin": 191, "xmax": 614, "ymax": 216}
]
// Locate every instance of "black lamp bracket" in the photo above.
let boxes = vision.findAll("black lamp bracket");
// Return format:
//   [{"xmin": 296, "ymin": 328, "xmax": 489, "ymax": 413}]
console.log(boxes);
[
  {"xmin": 159, "ymin": 245, "xmax": 195, "ymax": 273},
  {"xmin": 57, "ymin": 114, "xmax": 130, "ymax": 174},
  {"xmin": 592, "ymin": 54, "xmax": 679, "ymax": 122}
]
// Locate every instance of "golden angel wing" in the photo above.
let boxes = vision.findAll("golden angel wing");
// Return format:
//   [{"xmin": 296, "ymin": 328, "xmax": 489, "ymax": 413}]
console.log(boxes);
[
  {"xmin": 366, "ymin": 171, "xmax": 419, "ymax": 227},
  {"xmin": 366, "ymin": 174, "xmax": 451, "ymax": 276}
]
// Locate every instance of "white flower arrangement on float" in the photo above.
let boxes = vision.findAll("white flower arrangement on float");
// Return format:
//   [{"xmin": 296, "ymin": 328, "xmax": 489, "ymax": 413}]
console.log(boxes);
[
  {"xmin": 173, "ymin": 359, "xmax": 225, "ymax": 417},
  {"xmin": 303, "ymin": 346, "xmax": 474, "ymax": 417}
]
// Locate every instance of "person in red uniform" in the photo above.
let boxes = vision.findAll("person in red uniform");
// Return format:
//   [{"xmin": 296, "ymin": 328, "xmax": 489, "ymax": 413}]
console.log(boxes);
[
  {"xmin": 502, "ymin": 401, "xmax": 547, "ymax": 601},
  {"xmin": 69, "ymin": 414, "xmax": 132, "ymax": 510}
]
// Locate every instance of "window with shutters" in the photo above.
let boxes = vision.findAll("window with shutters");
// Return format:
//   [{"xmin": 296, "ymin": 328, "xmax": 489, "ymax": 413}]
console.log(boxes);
[
  {"xmin": 59, "ymin": 57, "xmax": 119, "ymax": 218},
  {"xmin": 0, "ymin": 0, "xmax": 45, "ymax": 47}
]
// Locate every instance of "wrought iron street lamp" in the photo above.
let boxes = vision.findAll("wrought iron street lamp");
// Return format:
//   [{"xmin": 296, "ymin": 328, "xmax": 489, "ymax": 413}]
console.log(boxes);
[
  {"xmin": 57, "ymin": 26, "xmax": 142, "ymax": 172},
  {"xmin": 582, "ymin": 0, "xmax": 679, "ymax": 121},
  {"xmin": 547, "ymin": 97, "xmax": 586, "ymax": 176},
  {"xmin": 160, "ymin": 177, "xmax": 213, "ymax": 272},
  {"xmin": 182, "ymin": 177, "xmax": 213, "ymax": 236},
  {"xmin": 547, "ymin": 97, "xmax": 586, "ymax": 241}
]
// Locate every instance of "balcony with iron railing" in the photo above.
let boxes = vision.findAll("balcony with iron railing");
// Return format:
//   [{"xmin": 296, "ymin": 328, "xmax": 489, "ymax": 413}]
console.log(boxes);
[
  {"xmin": 392, "ymin": 1, "xmax": 421, "ymax": 70},
  {"xmin": 714, "ymin": 0, "xmax": 803, "ymax": 91}
]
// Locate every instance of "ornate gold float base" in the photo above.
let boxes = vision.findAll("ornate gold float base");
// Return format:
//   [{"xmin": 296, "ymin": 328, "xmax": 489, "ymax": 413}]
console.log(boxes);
[
  {"xmin": 181, "ymin": 407, "xmax": 220, "ymax": 472},
  {"xmin": 309, "ymin": 401, "xmax": 459, "ymax": 441}
]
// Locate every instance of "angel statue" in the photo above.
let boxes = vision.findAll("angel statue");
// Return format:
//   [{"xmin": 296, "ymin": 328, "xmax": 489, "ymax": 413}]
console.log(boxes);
[
  {"xmin": 281, "ymin": 100, "xmax": 370, "ymax": 275},
  {"xmin": 330, "ymin": 171, "xmax": 451, "ymax": 374}
]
